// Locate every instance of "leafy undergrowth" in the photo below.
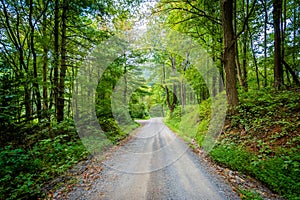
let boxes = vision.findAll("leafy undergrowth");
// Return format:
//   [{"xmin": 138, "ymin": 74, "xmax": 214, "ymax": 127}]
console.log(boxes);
[
  {"xmin": 0, "ymin": 134, "xmax": 88, "ymax": 199},
  {"xmin": 212, "ymin": 89, "xmax": 300, "ymax": 200},
  {"xmin": 238, "ymin": 188, "xmax": 263, "ymax": 200},
  {"xmin": 165, "ymin": 88, "xmax": 300, "ymax": 200},
  {"xmin": 0, "ymin": 117, "xmax": 138, "ymax": 199}
]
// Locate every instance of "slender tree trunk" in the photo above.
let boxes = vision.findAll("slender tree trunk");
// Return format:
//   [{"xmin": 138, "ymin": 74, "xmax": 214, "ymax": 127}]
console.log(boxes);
[
  {"xmin": 43, "ymin": 24, "xmax": 52, "ymax": 139},
  {"xmin": 281, "ymin": 0, "xmax": 291, "ymax": 85},
  {"xmin": 123, "ymin": 63, "xmax": 127, "ymax": 105},
  {"xmin": 20, "ymin": 44, "xmax": 32, "ymax": 122},
  {"xmin": 42, "ymin": 12, "xmax": 48, "ymax": 112},
  {"xmin": 170, "ymin": 56, "xmax": 178, "ymax": 111},
  {"xmin": 233, "ymin": 0, "xmax": 244, "ymax": 89},
  {"xmin": 57, "ymin": 0, "xmax": 67, "ymax": 122},
  {"xmin": 241, "ymin": 31, "xmax": 248, "ymax": 91},
  {"xmin": 24, "ymin": 84, "xmax": 32, "ymax": 122},
  {"xmin": 219, "ymin": 37, "xmax": 225, "ymax": 93},
  {"xmin": 49, "ymin": 67, "xmax": 54, "ymax": 111},
  {"xmin": 273, "ymin": 0, "xmax": 284, "ymax": 90},
  {"xmin": 29, "ymin": 0, "xmax": 42, "ymax": 120},
  {"xmin": 162, "ymin": 63, "xmax": 172, "ymax": 112},
  {"xmin": 263, "ymin": 0, "xmax": 268, "ymax": 87},
  {"xmin": 222, "ymin": 0, "xmax": 239, "ymax": 108},
  {"xmin": 242, "ymin": 0, "xmax": 249, "ymax": 91},
  {"xmin": 236, "ymin": 47, "xmax": 243, "ymax": 88},
  {"xmin": 249, "ymin": 29, "xmax": 260, "ymax": 90},
  {"xmin": 292, "ymin": 3, "xmax": 296, "ymax": 68},
  {"xmin": 181, "ymin": 53, "xmax": 188, "ymax": 107},
  {"xmin": 180, "ymin": 81, "xmax": 185, "ymax": 108},
  {"xmin": 212, "ymin": 47, "xmax": 217, "ymax": 97},
  {"xmin": 282, "ymin": 60, "xmax": 300, "ymax": 86},
  {"xmin": 53, "ymin": 0, "xmax": 60, "ymax": 121},
  {"xmin": 219, "ymin": 70, "xmax": 224, "ymax": 93}
]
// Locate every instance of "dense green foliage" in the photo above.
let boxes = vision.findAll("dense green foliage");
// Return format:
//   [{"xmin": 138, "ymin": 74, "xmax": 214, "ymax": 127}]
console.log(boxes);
[
  {"xmin": 0, "ymin": 0, "xmax": 142, "ymax": 198},
  {"xmin": 165, "ymin": 90, "xmax": 300, "ymax": 199},
  {"xmin": 211, "ymin": 144, "xmax": 300, "ymax": 199},
  {"xmin": 0, "ymin": 128, "xmax": 88, "ymax": 199},
  {"xmin": 158, "ymin": 1, "xmax": 300, "ymax": 198},
  {"xmin": 1, "ymin": 0, "xmax": 299, "ymax": 199}
]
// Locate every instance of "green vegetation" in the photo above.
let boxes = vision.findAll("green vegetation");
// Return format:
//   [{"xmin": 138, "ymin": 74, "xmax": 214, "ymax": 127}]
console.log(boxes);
[
  {"xmin": 0, "ymin": 0, "xmax": 142, "ymax": 198},
  {"xmin": 165, "ymin": 90, "xmax": 300, "ymax": 199},
  {"xmin": 1, "ymin": 0, "xmax": 300, "ymax": 199},
  {"xmin": 238, "ymin": 189, "xmax": 263, "ymax": 200},
  {"xmin": 0, "ymin": 125, "xmax": 88, "ymax": 199},
  {"xmin": 0, "ymin": 117, "xmax": 139, "ymax": 199}
]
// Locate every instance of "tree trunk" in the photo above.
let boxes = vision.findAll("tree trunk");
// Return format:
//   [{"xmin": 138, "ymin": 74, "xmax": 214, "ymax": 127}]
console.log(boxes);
[
  {"xmin": 222, "ymin": 0, "xmax": 239, "ymax": 108},
  {"xmin": 263, "ymin": 0, "xmax": 268, "ymax": 87},
  {"xmin": 219, "ymin": 36, "xmax": 225, "ymax": 94},
  {"xmin": 233, "ymin": 0, "xmax": 244, "ymax": 90},
  {"xmin": 162, "ymin": 63, "xmax": 172, "ymax": 112},
  {"xmin": 181, "ymin": 53, "xmax": 189, "ymax": 107},
  {"xmin": 273, "ymin": 0, "xmax": 284, "ymax": 90},
  {"xmin": 282, "ymin": 0, "xmax": 290, "ymax": 85},
  {"xmin": 242, "ymin": 0, "xmax": 249, "ymax": 91},
  {"xmin": 29, "ymin": 0, "xmax": 42, "ymax": 120},
  {"xmin": 282, "ymin": 60, "xmax": 300, "ymax": 86},
  {"xmin": 241, "ymin": 31, "xmax": 248, "ymax": 91},
  {"xmin": 180, "ymin": 81, "xmax": 185, "ymax": 108},
  {"xmin": 292, "ymin": 2, "xmax": 296, "ymax": 68},
  {"xmin": 57, "ymin": 0, "xmax": 67, "ymax": 122},
  {"xmin": 123, "ymin": 63, "xmax": 127, "ymax": 105},
  {"xmin": 42, "ymin": 12, "xmax": 48, "ymax": 112},
  {"xmin": 53, "ymin": 0, "xmax": 60, "ymax": 121},
  {"xmin": 24, "ymin": 84, "xmax": 32, "ymax": 122},
  {"xmin": 249, "ymin": 29, "xmax": 260, "ymax": 90},
  {"xmin": 170, "ymin": 56, "xmax": 178, "ymax": 111}
]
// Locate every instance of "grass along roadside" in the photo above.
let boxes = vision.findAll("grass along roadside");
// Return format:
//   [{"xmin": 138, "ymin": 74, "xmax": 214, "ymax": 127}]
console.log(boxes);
[
  {"xmin": 164, "ymin": 89, "xmax": 300, "ymax": 200},
  {"xmin": 0, "ymin": 118, "xmax": 140, "ymax": 199}
]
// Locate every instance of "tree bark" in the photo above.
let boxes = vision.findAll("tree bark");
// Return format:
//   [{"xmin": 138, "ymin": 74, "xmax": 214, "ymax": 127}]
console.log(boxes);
[
  {"xmin": 162, "ymin": 63, "xmax": 171, "ymax": 112},
  {"xmin": 222, "ymin": 0, "xmax": 239, "ymax": 108},
  {"xmin": 170, "ymin": 55, "xmax": 178, "ymax": 112},
  {"xmin": 29, "ymin": 0, "xmax": 42, "ymax": 120},
  {"xmin": 263, "ymin": 0, "xmax": 268, "ymax": 87},
  {"xmin": 282, "ymin": 60, "xmax": 300, "ymax": 86},
  {"xmin": 42, "ymin": 11, "xmax": 48, "ymax": 112},
  {"xmin": 273, "ymin": 0, "xmax": 284, "ymax": 90},
  {"xmin": 57, "ymin": 0, "xmax": 68, "ymax": 122},
  {"xmin": 242, "ymin": 0, "xmax": 249, "ymax": 91},
  {"xmin": 234, "ymin": 0, "xmax": 244, "ymax": 90},
  {"xmin": 249, "ymin": 29, "xmax": 260, "ymax": 90},
  {"xmin": 54, "ymin": 0, "xmax": 60, "ymax": 121},
  {"xmin": 181, "ymin": 53, "xmax": 189, "ymax": 107},
  {"xmin": 123, "ymin": 61, "xmax": 127, "ymax": 105}
]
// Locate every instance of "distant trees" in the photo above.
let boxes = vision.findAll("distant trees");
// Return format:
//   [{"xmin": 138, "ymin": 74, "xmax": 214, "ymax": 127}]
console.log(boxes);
[
  {"xmin": 0, "ymin": 0, "xmax": 128, "ymax": 145},
  {"xmin": 1, "ymin": 0, "xmax": 300, "ymax": 144},
  {"xmin": 157, "ymin": 0, "xmax": 300, "ymax": 108}
]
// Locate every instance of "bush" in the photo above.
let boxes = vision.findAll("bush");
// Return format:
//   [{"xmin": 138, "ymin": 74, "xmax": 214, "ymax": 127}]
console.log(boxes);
[
  {"xmin": 164, "ymin": 89, "xmax": 300, "ymax": 199},
  {"xmin": 210, "ymin": 143, "xmax": 300, "ymax": 199},
  {"xmin": 0, "ymin": 134, "xmax": 89, "ymax": 199},
  {"xmin": 0, "ymin": 146, "xmax": 40, "ymax": 199}
]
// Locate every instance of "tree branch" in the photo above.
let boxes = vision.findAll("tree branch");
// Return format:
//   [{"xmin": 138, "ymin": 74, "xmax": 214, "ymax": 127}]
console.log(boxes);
[
  {"xmin": 282, "ymin": 59, "xmax": 300, "ymax": 86},
  {"xmin": 228, "ymin": 0, "xmax": 258, "ymax": 50}
]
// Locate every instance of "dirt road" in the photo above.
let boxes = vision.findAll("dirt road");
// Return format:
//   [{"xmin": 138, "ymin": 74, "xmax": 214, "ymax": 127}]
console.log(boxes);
[{"xmin": 64, "ymin": 118, "xmax": 240, "ymax": 200}]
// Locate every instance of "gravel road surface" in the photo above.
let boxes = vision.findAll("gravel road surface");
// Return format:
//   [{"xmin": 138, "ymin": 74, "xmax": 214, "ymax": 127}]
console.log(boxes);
[{"xmin": 64, "ymin": 118, "xmax": 240, "ymax": 200}]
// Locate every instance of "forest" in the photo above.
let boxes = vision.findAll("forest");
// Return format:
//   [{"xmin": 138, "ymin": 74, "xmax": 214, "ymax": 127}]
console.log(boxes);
[{"xmin": 0, "ymin": 0, "xmax": 299, "ymax": 199}]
